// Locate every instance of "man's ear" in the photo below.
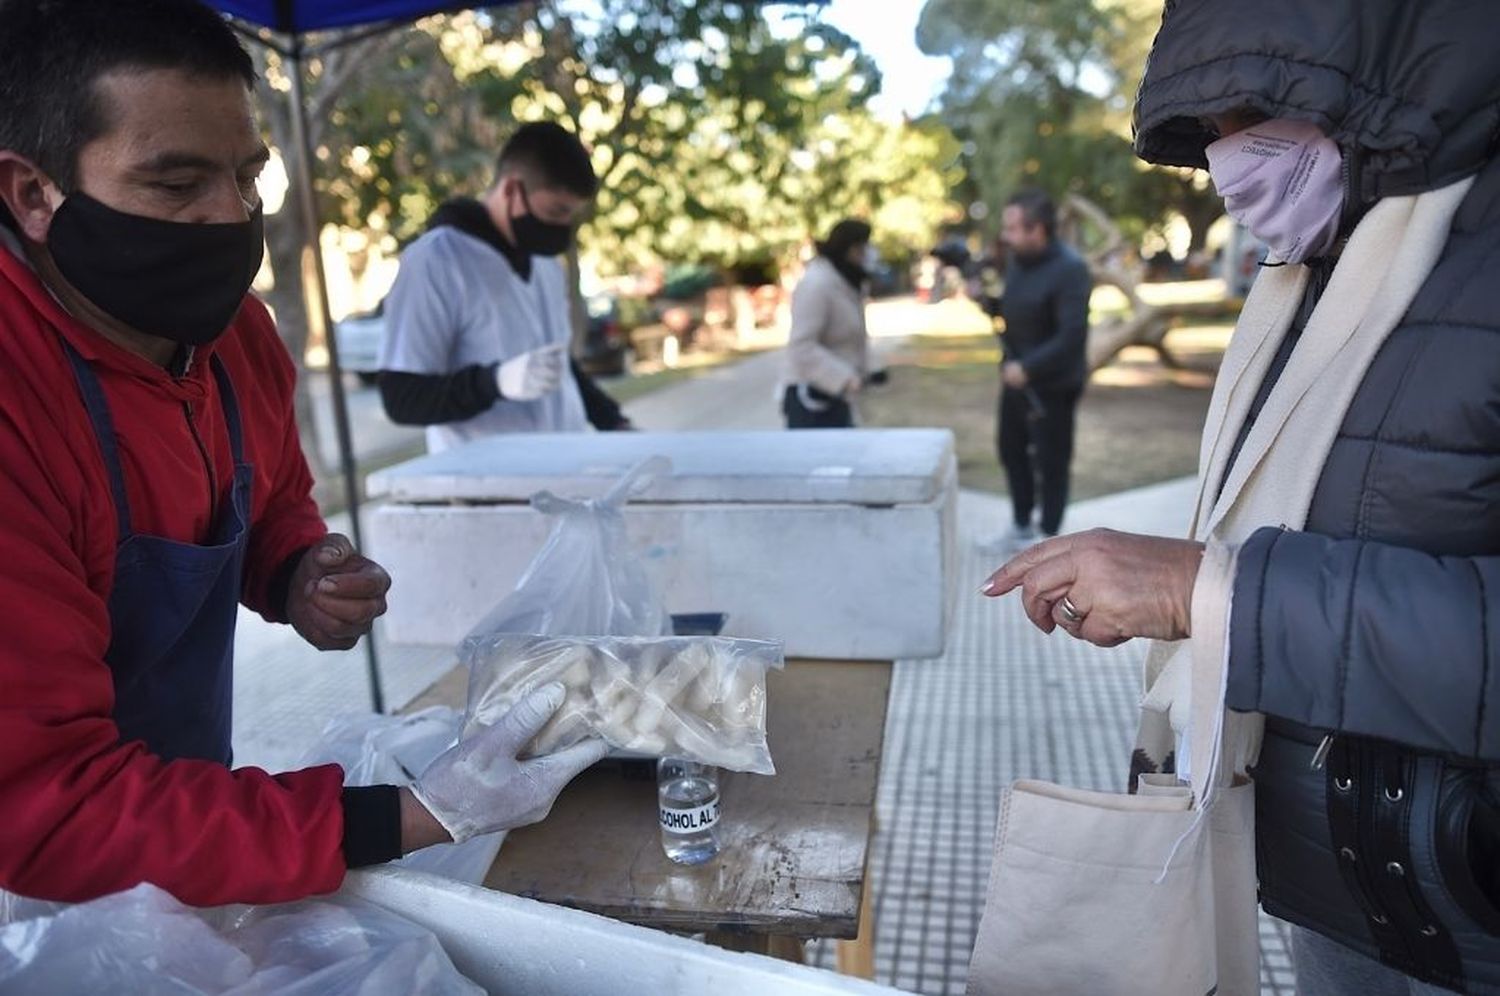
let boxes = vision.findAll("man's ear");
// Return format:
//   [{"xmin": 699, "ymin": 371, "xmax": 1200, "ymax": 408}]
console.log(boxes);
[{"xmin": 0, "ymin": 152, "xmax": 60, "ymax": 243}]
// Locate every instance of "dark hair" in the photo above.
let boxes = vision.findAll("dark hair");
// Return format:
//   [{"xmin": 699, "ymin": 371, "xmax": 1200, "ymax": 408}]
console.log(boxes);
[
  {"xmin": 1006, "ymin": 188, "xmax": 1057, "ymax": 240},
  {"xmin": 818, "ymin": 218, "xmax": 872, "ymax": 258},
  {"xmin": 0, "ymin": 0, "xmax": 255, "ymax": 193},
  {"xmin": 495, "ymin": 122, "xmax": 599, "ymax": 198}
]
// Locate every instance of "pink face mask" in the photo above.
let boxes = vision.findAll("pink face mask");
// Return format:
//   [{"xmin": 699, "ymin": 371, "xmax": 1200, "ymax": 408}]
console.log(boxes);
[{"xmin": 1205, "ymin": 118, "xmax": 1345, "ymax": 264}]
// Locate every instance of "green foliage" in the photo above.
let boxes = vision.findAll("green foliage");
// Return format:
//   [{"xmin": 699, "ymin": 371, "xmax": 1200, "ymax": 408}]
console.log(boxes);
[
  {"xmin": 271, "ymin": 1, "xmax": 965, "ymax": 275},
  {"xmin": 316, "ymin": 26, "xmax": 509, "ymax": 243},
  {"xmin": 917, "ymin": 0, "xmax": 1220, "ymax": 249}
]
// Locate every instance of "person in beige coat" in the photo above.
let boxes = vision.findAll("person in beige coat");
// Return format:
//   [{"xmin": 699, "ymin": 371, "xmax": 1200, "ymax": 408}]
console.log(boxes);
[{"xmin": 781, "ymin": 219, "xmax": 880, "ymax": 429}]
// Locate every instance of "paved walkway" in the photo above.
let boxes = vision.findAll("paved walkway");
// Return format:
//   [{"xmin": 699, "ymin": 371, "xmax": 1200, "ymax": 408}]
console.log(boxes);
[{"xmin": 233, "ymin": 349, "xmax": 1296, "ymax": 995}]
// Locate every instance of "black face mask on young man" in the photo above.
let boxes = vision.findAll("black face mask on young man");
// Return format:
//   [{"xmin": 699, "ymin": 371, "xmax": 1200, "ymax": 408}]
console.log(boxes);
[
  {"xmin": 46, "ymin": 192, "xmax": 265, "ymax": 346},
  {"xmin": 511, "ymin": 183, "xmax": 575, "ymax": 257}
]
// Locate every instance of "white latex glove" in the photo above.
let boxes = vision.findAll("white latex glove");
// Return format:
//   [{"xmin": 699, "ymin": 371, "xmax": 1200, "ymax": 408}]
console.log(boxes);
[
  {"xmin": 496, "ymin": 343, "xmax": 567, "ymax": 401},
  {"xmin": 411, "ymin": 683, "xmax": 608, "ymax": 843}
]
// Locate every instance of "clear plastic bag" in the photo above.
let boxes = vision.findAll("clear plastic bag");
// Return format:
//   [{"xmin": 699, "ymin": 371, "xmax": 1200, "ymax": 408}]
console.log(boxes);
[
  {"xmin": 300, "ymin": 708, "xmax": 504, "ymax": 885},
  {"xmin": 0, "ymin": 883, "xmax": 482, "ymax": 995},
  {"xmin": 459, "ymin": 456, "xmax": 672, "ymax": 650},
  {"xmin": 462, "ymin": 635, "xmax": 785, "ymax": 775}
]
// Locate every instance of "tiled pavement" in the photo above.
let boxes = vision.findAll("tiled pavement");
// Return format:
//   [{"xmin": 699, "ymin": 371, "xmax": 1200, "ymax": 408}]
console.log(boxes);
[{"xmin": 233, "ymin": 477, "xmax": 1296, "ymax": 994}]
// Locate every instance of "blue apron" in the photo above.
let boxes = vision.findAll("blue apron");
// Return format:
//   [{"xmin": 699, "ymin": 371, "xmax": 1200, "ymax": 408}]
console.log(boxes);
[{"xmin": 61, "ymin": 341, "xmax": 252, "ymax": 765}]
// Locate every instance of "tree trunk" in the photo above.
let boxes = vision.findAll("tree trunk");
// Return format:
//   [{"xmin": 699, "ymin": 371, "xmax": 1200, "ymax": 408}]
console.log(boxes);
[
  {"xmin": 261, "ymin": 208, "xmax": 327, "ymax": 475},
  {"xmin": 259, "ymin": 89, "xmax": 330, "ymax": 478},
  {"xmin": 1086, "ymin": 308, "xmax": 1168, "ymax": 371},
  {"xmin": 1184, "ymin": 210, "xmax": 1217, "ymax": 255},
  {"xmin": 253, "ymin": 36, "xmax": 397, "ymax": 481},
  {"xmin": 1180, "ymin": 194, "xmax": 1223, "ymax": 255},
  {"xmin": 1062, "ymin": 193, "xmax": 1237, "ymax": 372},
  {"xmin": 564, "ymin": 242, "xmax": 589, "ymax": 350}
]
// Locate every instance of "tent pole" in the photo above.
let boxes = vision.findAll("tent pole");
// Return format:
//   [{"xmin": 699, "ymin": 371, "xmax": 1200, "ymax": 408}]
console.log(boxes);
[{"xmin": 285, "ymin": 38, "xmax": 386, "ymax": 713}]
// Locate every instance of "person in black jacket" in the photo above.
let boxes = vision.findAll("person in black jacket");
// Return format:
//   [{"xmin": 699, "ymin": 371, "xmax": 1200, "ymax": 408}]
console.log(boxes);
[
  {"xmin": 983, "ymin": 2, "xmax": 1500, "ymax": 992},
  {"xmin": 981, "ymin": 189, "xmax": 1093, "ymax": 552}
]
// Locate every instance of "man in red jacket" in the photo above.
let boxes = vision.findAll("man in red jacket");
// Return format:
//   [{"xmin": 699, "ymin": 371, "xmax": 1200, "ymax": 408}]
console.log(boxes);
[{"xmin": 0, "ymin": 0, "xmax": 604, "ymax": 907}]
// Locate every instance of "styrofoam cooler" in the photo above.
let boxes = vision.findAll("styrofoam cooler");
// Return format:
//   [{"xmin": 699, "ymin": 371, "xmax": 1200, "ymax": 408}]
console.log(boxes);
[
  {"xmin": 344, "ymin": 867, "xmax": 909, "ymax": 994},
  {"xmin": 366, "ymin": 429, "xmax": 957, "ymax": 660}
]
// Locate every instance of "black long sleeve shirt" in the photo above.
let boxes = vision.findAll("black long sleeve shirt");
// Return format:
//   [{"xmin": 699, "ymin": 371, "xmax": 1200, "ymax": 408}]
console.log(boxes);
[{"xmin": 379, "ymin": 359, "xmax": 627, "ymax": 430}]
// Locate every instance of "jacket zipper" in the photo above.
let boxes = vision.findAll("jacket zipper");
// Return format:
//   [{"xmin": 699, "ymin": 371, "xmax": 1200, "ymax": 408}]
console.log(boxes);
[
  {"xmin": 183, "ymin": 401, "xmax": 218, "ymax": 526},
  {"xmin": 1312, "ymin": 733, "xmax": 1335, "ymax": 770}
]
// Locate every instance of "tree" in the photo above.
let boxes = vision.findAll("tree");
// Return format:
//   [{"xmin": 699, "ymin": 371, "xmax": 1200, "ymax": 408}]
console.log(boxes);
[
  {"xmin": 251, "ymin": 32, "xmax": 412, "ymax": 473},
  {"xmin": 916, "ymin": 0, "xmax": 1221, "ymax": 252},
  {"xmin": 471, "ymin": 4, "xmax": 896, "ymax": 277},
  {"xmin": 248, "ymin": 14, "xmax": 574, "ymax": 470},
  {"xmin": 253, "ymin": 3, "xmax": 960, "ymax": 354},
  {"xmin": 250, "ymin": 4, "xmax": 886, "ymax": 351},
  {"xmin": 247, "ymin": 1, "xmax": 964, "ymax": 465},
  {"xmin": 581, "ymin": 94, "xmax": 964, "ymax": 272},
  {"xmin": 1064, "ymin": 193, "xmax": 1233, "ymax": 371}
]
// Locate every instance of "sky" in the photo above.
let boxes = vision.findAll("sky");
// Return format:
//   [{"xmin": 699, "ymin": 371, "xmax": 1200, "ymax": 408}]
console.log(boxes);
[{"xmin": 815, "ymin": 0, "xmax": 953, "ymax": 120}]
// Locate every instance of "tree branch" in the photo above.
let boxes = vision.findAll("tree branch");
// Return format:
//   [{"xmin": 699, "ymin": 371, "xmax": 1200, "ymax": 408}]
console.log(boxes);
[{"xmin": 309, "ymin": 34, "xmax": 403, "ymax": 126}]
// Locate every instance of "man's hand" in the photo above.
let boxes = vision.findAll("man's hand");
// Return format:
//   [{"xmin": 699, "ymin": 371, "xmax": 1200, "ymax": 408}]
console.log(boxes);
[
  {"xmin": 980, "ymin": 528, "xmax": 1204, "ymax": 647},
  {"xmin": 287, "ymin": 534, "xmax": 391, "ymax": 651},
  {"xmin": 410, "ymin": 683, "xmax": 609, "ymax": 844},
  {"xmin": 1002, "ymin": 360, "xmax": 1029, "ymax": 390}
]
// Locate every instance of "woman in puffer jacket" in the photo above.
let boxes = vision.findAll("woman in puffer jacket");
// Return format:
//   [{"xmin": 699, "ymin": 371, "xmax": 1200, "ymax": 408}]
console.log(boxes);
[{"xmin": 985, "ymin": 1, "xmax": 1500, "ymax": 991}]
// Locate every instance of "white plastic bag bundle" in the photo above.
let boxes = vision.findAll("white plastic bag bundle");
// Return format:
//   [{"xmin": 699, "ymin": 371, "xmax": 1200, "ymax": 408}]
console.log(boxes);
[
  {"xmin": 459, "ymin": 456, "xmax": 672, "ymax": 649},
  {"xmin": 463, "ymin": 635, "xmax": 784, "ymax": 775},
  {"xmin": 0, "ymin": 883, "xmax": 482, "ymax": 995},
  {"xmin": 299, "ymin": 708, "xmax": 504, "ymax": 885}
]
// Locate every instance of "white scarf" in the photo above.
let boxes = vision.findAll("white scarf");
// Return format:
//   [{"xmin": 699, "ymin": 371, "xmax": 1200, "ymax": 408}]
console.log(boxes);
[{"xmin": 1136, "ymin": 175, "xmax": 1476, "ymax": 784}]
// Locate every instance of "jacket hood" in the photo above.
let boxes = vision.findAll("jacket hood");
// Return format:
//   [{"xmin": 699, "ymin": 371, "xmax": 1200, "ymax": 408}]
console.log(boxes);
[{"xmin": 1133, "ymin": 0, "xmax": 1500, "ymax": 199}]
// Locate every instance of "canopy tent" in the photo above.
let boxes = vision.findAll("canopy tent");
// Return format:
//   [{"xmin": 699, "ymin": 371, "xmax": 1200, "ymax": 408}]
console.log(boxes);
[
  {"xmin": 213, "ymin": 1, "xmax": 476, "ymax": 33},
  {"xmin": 211, "ymin": 0, "xmax": 558, "ymax": 712},
  {"xmin": 209, "ymin": 0, "xmax": 818, "ymax": 711}
]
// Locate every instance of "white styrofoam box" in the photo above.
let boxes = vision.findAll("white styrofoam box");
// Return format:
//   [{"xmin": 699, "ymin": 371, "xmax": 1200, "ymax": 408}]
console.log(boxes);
[
  {"xmin": 368, "ymin": 428, "xmax": 953, "ymax": 506},
  {"xmin": 366, "ymin": 430, "xmax": 957, "ymax": 660},
  {"xmin": 344, "ymin": 867, "xmax": 908, "ymax": 995}
]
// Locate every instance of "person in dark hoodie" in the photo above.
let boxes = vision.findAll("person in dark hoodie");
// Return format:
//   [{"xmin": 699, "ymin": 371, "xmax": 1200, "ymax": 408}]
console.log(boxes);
[
  {"xmin": 378, "ymin": 122, "xmax": 630, "ymax": 452},
  {"xmin": 983, "ymin": 1, "xmax": 1500, "ymax": 992}
]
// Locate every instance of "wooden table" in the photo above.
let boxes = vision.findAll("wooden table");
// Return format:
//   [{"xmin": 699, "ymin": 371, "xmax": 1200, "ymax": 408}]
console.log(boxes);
[{"xmin": 405, "ymin": 657, "xmax": 891, "ymax": 977}]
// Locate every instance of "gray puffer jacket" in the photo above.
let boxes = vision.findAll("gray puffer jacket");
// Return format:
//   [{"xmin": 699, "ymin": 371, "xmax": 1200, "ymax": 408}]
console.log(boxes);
[{"xmin": 1134, "ymin": 2, "xmax": 1500, "ymax": 991}]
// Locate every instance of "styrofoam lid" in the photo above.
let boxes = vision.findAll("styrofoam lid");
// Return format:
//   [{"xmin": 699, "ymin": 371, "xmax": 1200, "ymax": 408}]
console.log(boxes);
[{"xmin": 367, "ymin": 429, "xmax": 956, "ymax": 505}]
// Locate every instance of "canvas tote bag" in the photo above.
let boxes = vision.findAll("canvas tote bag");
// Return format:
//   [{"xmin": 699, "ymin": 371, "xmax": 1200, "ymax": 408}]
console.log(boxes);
[{"xmin": 965, "ymin": 545, "xmax": 1256, "ymax": 996}]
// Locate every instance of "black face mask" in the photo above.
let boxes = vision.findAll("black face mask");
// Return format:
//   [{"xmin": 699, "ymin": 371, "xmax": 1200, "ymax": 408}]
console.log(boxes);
[
  {"xmin": 511, "ymin": 183, "xmax": 575, "ymax": 257},
  {"xmin": 47, "ymin": 192, "xmax": 265, "ymax": 346}
]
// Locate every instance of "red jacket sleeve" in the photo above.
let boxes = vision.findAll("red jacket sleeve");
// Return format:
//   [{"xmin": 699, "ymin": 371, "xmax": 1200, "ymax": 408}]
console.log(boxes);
[
  {"xmin": 234, "ymin": 299, "xmax": 328, "ymax": 623},
  {"xmin": 0, "ymin": 375, "xmax": 348, "ymax": 906}
]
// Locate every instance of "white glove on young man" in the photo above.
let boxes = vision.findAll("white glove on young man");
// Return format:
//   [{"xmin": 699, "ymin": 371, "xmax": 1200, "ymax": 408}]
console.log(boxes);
[
  {"xmin": 412, "ymin": 683, "xmax": 608, "ymax": 842},
  {"xmin": 496, "ymin": 343, "xmax": 567, "ymax": 401}
]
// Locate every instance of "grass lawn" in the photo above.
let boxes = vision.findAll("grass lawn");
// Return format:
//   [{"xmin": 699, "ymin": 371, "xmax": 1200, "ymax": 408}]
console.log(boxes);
[{"xmin": 861, "ymin": 323, "xmax": 1232, "ymax": 501}]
